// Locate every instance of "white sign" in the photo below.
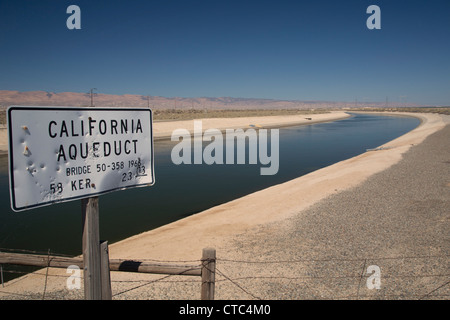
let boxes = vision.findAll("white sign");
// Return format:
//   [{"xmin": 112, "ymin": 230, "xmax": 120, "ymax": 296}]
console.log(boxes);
[{"xmin": 7, "ymin": 106, "xmax": 154, "ymax": 212}]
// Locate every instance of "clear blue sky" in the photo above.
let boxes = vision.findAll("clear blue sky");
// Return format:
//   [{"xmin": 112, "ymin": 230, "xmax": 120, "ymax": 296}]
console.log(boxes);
[{"xmin": 0, "ymin": 0, "xmax": 449, "ymax": 105}]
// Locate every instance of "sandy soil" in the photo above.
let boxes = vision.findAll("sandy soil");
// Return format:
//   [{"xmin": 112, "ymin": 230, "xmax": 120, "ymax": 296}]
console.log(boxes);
[
  {"xmin": 0, "ymin": 111, "xmax": 348, "ymax": 154},
  {"xmin": 152, "ymin": 111, "xmax": 350, "ymax": 139},
  {"xmin": 0, "ymin": 111, "xmax": 447, "ymax": 300}
]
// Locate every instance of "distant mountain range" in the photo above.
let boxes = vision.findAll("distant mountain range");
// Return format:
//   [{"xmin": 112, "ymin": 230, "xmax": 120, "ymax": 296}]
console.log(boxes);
[{"xmin": 0, "ymin": 90, "xmax": 420, "ymax": 110}]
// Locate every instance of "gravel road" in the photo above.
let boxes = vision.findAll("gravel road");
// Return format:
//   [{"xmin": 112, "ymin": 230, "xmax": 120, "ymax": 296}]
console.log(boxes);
[{"xmin": 210, "ymin": 122, "xmax": 449, "ymax": 300}]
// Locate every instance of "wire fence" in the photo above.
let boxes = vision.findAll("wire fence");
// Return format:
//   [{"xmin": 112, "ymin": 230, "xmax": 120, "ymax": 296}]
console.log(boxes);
[
  {"xmin": 0, "ymin": 247, "xmax": 448, "ymax": 300},
  {"xmin": 213, "ymin": 254, "xmax": 450, "ymax": 300}
]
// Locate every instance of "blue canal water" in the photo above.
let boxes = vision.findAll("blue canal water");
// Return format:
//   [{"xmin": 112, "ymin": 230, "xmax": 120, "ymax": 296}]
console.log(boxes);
[{"xmin": 0, "ymin": 113, "xmax": 420, "ymax": 267}]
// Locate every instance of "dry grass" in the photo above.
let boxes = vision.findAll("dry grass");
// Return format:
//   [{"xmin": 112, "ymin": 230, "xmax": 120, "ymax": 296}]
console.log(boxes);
[
  {"xmin": 1, "ymin": 105, "xmax": 449, "ymax": 125},
  {"xmin": 0, "ymin": 107, "xmax": 5, "ymax": 125},
  {"xmin": 346, "ymin": 107, "xmax": 450, "ymax": 115},
  {"xmin": 152, "ymin": 108, "xmax": 330, "ymax": 121},
  {"xmin": 0, "ymin": 106, "xmax": 329, "ymax": 124}
]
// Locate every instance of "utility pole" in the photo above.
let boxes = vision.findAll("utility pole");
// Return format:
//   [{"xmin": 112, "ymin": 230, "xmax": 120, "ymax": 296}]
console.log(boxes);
[{"xmin": 89, "ymin": 88, "xmax": 97, "ymax": 107}]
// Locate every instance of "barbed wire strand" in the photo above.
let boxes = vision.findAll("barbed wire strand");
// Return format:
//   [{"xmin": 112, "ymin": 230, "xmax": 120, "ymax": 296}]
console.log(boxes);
[
  {"xmin": 212, "ymin": 273, "xmax": 450, "ymax": 282},
  {"xmin": 217, "ymin": 254, "xmax": 450, "ymax": 264},
  {"xmin": 42, "ymin": 249, "xmax": 50, "ymax": 300},
  {"xmin": 418, "ymin": 280, "xmax": 450, "ymax": 300},
  {"xmin": 356, "ymin": 259, "xmax": 367, "ymax": 300},
  {"xmin": 0, "ymin": 247, "xmax": 76, "ymax": 258},
  {"xmin": 3, "ymin": 266, "xmax": 447, "ymax": 283},
  {"xmin": 0, "ymin": 247, "xmax": 204, "ymax": 264},
  {"xmin": 2, "ymin": 247, "xmax": 447, "ymax": 265},
  {"xmin": 214, "ymin": 266, "xmax": 262, "ymax": 300},
  {"xmin": 112, "ymin": 273, "xmax": 173, "ymax": 297},
  {"xmin": 111, "ymin": 265, "xmax": 202, "ymax": 297}
]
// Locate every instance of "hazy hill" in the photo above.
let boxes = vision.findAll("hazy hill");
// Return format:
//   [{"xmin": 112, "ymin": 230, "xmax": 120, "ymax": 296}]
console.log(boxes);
[{"xmin": 0, "ymin": 90, "xmax": 418, "ymax": 110}]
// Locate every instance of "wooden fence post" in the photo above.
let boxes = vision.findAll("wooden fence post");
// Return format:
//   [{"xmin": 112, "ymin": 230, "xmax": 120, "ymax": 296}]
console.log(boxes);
[
  {"xmin": 81, "ymin": 197, "xmax": 102, "ymax": 300},
  {"xmin": 100, "ymin": 240, "xmax": 112, "ymax": 300},
  {"xmin": 201, "ymin": 248, "xmax": 216, "ymax": 300}
]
